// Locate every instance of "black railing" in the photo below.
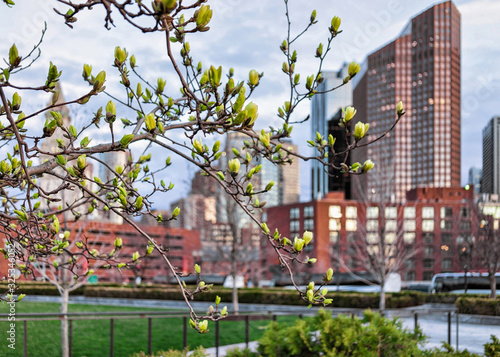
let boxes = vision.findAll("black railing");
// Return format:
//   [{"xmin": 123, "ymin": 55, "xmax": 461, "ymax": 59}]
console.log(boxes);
[{"xmin": 0, "ymin": 308, "xmax": 459, "ymax": 357}]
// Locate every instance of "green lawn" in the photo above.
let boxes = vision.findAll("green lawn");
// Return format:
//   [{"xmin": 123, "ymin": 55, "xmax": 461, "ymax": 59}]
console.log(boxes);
[{"xmin": 0, "ymin": 302, "xmax": 300, "ymax": 357}]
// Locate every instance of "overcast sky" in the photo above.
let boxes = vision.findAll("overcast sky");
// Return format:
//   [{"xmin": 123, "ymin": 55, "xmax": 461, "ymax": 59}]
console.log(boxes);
[{"xmin": 1, "ymin": 0, "xmax": 499, "ymax": 208}]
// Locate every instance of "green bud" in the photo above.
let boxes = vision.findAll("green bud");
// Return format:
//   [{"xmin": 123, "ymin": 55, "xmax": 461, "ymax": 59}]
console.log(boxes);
[
  {"xmin": 195, "ymin": 263, "xmax": 201, "ymax": 274},
  {"xmin": 248, "ymin": 69, "xmax": 259, "ymax": 86},
  {"xmin": 228, "ymin": 158, "xmax": 240, "ymax": 174},
  {"xmin": 145, "ymin": 113, "xmax": 156, "ymax": 132}
]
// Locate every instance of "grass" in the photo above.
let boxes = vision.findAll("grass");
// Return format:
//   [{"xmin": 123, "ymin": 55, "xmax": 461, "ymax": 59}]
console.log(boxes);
[{"xmin": 0, "ymin": 302, "xmax": 301, "ymax": 357}]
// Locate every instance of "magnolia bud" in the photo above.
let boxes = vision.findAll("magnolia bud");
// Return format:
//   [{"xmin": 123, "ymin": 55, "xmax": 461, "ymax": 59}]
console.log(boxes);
[
  {"xmin": 303, "ymin": 231, "xmax": 313, "ymax": 245},
  {"xmin": 228, "ymin": 158, "xmax": 240, "ymax": 174},
  {"xmin": 326, "ymin": 268, "xmax": 334, "ymax": 281},
  {"xmin": 348, "ymin": 61, "xmax": 360, "ymax": 77},
  {"xmin": 249, "ymin": 69, "xmax": 259, "ymax": 86}
]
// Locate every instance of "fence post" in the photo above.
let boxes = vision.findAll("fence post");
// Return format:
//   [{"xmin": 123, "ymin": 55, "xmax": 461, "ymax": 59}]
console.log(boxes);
[
  {"xmin": 183, "ymin": 317, "xmax": 187, "ymax": 349},
  {"xmin": 215, "ymin": 320, "xmax": 220, "ymax": 357},
  {"xmin": 245, "ymin": 315, "xmax": 249, "ymax": 348},
  {"xmin": 299, "ymin": 314, "xmax": 303, "ymax": 320},
  {"xmin": 23, "ymin": 320, "xmax": 27, "ymax": 357},
  {"xmin": 69, "ymin": 319, "xmax": 73, "ymax": 357},
  {"xmin": 148, "ymin": 317, "xmax": 152, "ymax": 355},
  {"xmin": 414, "ymin": 312, "xmax": 418, "ymax": 331},
  {"xmin": 456, "ymin": 312, "xmax": 459, "ymax": 351},
  {"xmin": 447, "ymin": 311, "xmax": 451, "ymax": 345},
  {"xmin": 110, "ymin": 319, "xmax": 114, "ymax": 357}
]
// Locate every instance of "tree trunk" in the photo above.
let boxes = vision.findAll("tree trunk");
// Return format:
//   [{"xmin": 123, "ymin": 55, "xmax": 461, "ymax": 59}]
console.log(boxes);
[
  {"xmin": 231, "ymin": 241, "xmax": 239, "ymax": 315},
  {"xmin": 490, "ymin": 271, "xmax": 497, "ymax": 299},
  {"xmin": 379, "ymin": 278, "xmax": 386, "ymax": 315},
  {"xmin": 61, "ymin": 289, "xmax": 69, "ymax": 357}
]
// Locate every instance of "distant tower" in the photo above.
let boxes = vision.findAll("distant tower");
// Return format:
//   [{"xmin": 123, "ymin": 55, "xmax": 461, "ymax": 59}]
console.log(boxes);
[
  {"xmin": 352, "ymin": 1, "xmax": 461, "ymax": 202},
  {"xmin": 39, "ymin": 83, "xmax": 83, "ymax": 219},
  {"xmin": 481, "ymin": 116, "xmax": 500, "ymax": 195},
  {"xmin": 310, "ymin": 63, "xmax": 352, "ymax": 200},
  {"xmin": 467, "ymin": 167, "xmax": 481, "ymax": 194}
]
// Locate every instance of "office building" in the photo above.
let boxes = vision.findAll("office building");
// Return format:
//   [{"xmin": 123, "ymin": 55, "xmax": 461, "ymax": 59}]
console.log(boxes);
[
  {"xmin": 352, "ymin": 1, "xmax": 461, "ymax": 202},
  {"xmin": 468, "ymin": 167, "xmax": 482, "ymax": 194},
  {"xmin": 481, "ymin": 116, "xmax": 500, "ymax": 195},
  {"xmin": 311, "ymin": 63, "xmax": 352, "ymax": 200}
]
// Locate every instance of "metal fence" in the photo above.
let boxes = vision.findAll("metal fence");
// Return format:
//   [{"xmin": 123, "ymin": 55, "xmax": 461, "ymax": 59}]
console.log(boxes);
[{"xmin": 0, "ymin": 308, "xmax": 459, "ymax": 357}]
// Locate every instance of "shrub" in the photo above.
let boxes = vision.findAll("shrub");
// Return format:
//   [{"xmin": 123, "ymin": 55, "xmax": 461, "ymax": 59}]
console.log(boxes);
[
  {"xmin": 484, "ymin": 335, "xmax": 500, "ymax": 357},
  {"xmin": 130, "ymin": 346, "xmax": 207, "ymax": 357},
  {"xmin": 455, "ymin": 297, "xmax": 500, "ymax": 316},
  {"xmin": 257, "ymin": 309, "xmax": 425, "ymax": 356},
  {"xmin": 422, "ymin": 343, "xmax": 481, "ymax": 356},
  {"xmin": 224, "ymin": 347, "xmax": 259, "ymax": 357}
]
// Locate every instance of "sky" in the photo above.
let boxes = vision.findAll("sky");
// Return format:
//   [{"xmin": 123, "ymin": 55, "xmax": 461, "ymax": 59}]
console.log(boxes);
[{"xmin": 1, "ymin": 0, "xmax": 499, "ymax": 209}]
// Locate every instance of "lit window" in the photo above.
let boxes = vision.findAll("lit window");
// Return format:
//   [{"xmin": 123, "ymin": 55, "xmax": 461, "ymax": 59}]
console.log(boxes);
[
  {"xmin": 404, "ymin": 220, "xmax": 416, "ymax": 231},
  {"xmin": 404, "ymin": 207, "xmax": 416, "ymax": 218},
  {"xmin": 346, "ymin": 219, "xmax": 357, "ymax": 232},
  {"xmin": 422, "ymin": 219, "xmax": 434, "ymax": 232},
  {"xmin": 385, "ymin": 207, "xmax": 397, "ymax": 219},
  {"xmin": 329, "ymin": 219, "xmax": 341, "ymax": 231},
  {"xmin": 385, "ymin": 233, "xmax": 396, "ymax": 244},
  {"xmin": 385, "ymin": 220, "xmax": 397, "ymax": 231},
  {"xmin": 367, "ymin": 220, "xmax": 379, "ymax": 231},
  {"xmin": 329, "ymin": 231, "xmax": 339, "ymax": 243},
  {"xmin": 346, "ymin": 206, "xmax": 357, "ymax": 219},
  {"xmin": 367, "ymin": 207, "xmax": 379, "ymax": 218},
  {"xmin": 422, "ymin": 207, "xmax": 434, "ymax": 219},
  {"xmin": 440, "ymin": 207, "xmax": 453, "ymax": 218},
  {"xmin": 366, "ymin": 233, "xmax": 379, "ymax": 244},
  {"xmin": 404, "ymin": 232, "xmax": 415, "ymax": 244},
  {"xmin": 329, "ymin": 205, "xmax": 342, "ymax": 219}
]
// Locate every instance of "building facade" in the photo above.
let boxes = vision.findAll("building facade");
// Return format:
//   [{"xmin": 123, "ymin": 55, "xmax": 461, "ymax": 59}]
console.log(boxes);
[
  {"xmin": 481, "ymin": 116, "xmax": 500, "ymax": 195},
  {"xmin": 352, "ymin": 1, "xmax": 461, "ymax": 202},
  {"xmin": 264, "ymin": 186, "xmax": 478, "ymax": 282}
]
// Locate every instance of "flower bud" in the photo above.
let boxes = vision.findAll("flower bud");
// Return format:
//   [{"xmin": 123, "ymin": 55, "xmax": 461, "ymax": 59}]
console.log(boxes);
[
  {"xmin": 221, "ymin": 306, "xmax": 228, "ymax": 316},
  {"xmin": 303, "ymin": 231, "xmax": 313, "ymax": 245},
  {"xmin": 326, "ymin": 268, "xmax": 333, "ymax": 281},
  {"xmin": 362, "ymin": 160, "xmax": 375, "ymax": 173},
  {"xmin": 307, "ymin": 281, "xmax": 315, "ymax": 291},
  {"xmin": 132, "ymin": 251, "xmax": 140, "ymax": 262},
  {"xmin": 307, "ymin": 289, "xmax": 314, "ymax": 302},
  {"xmin": 193, "ymin": 139, "xmax": 204, "ymax": 154},
  {"xmin": 114, "ymin": 237, "xmax": 123, "ymax": 248},
  {"xmin": 343, "ymin": 106, "xmax": 357, "ymax": 124},
  {"xmin": 261, "ymin": 223, "xmax": 270, "ymax": 234},
  {"xmin": 196, "ymin": 4, "xmax": 212, "ymax": 28},
  {"xmin": 354, "ymin": 122, "xmax": 369, "ymax": 141},
  {"xmin": 396, "ymin": 101, "xmax": 405, "ymax": 116},
  {"xmin": 249, "ymin": 69, "xmax": 259, "ymax": 86},
  {"xmin": 348, "ymin": 61, "xmax": 360, "ymax": 77},
  {"xmin": 293, "ymin": 237, "xmax": 305, "ymax": 252},
  {"xmin": 172, "ymin": 207, "xmax": 180, "ymax": 218},
  {"xmin": 198, "ymin": 320, "xmax": 208, "ymax": 333},
  {"xmin": 77, "ymin": 154, "xmax": 86, "ymax": 171},
  {"xmin": 260, "ymin": 130, "xmax": 270, "ymax": 148},
  {"xmin": 228, "ymin": 158, "xmax": 240, "ymax": 174},
  {"xmin": 215, "ymin": 295, "xmax": 221, "ymax": 306},
  {"xmin": 308, "ymin": 258, "xmax": 317, "ymax": 264},
  {"xmin": 331, "ymin": 16, "xmax": 341, "ymax": 32},
  {"xmin": 195, "ymin": 263, "xmax": 201, "ymax": 274},
  {"xmin": 321, "ymin": 288, "xmax": 328, "ymax": 296},
  {"xmin": 145, "ymin": 113, "xmax": 156, "ymax": 132}
]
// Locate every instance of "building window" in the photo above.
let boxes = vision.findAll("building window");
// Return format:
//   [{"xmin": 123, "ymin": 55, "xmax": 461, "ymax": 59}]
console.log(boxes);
[
  {"xmin": 304, "ymin": 218, "xmax": 314, "ymax": 231},
  {"xmin": 460, "ymin": 207, "xmax": 470, "ymax": 218},
  {"xmin": 366, "ymin": 233, "xmax": 379, "ymax": 244},
  {"xmin": 404, "ymin": 220, "xmax": 416, "ymax": 231},
  {"xmin": 347, "ymin": 232, "xmax": 357, "ymax": 242},
  {"xmin": 346, "ymin": 206, "xmax": 357, "ymax": 219},
  {"xmin": 422, "ymin": 219, "xmax": 434, "ymax": 232},
  {"xmin": 459, "ymin": 220, "xmax": 471, "ymax": 231},
  {"xmin": 424, "ymin": 246, "xmax": 435, "ymax": 257},
  {"xmin": 290, "ymin": 220, "xmax": 300, "ymax": 233},
  {"xmin": 367, "ymin": 207, "xmax": 379, "ymax": 218},
  {"xmin": 405, "ymin": 259, "xmax": 415, "ymax": 268},
  {"xmin": 405, "ymin": 271, "xmax": 416, "ymax": 281},
  {"xmin": 404, "ymin": 232, "xmax": 415, "ymax": 244},
  {"xmin": 329, "ymin": 205, "xmax": 342, "ymax": 218},
  {"xmin": 422, "ymin": 207, "xmax": 434, "ymax": 219},
  {"xmin": 385, "ymin": 220, "xmax": 397, "ymax": 231},
  {"xmin": 304, "ymin": 206, "xmax": 314, "ymax": 218},
  {"xmin": 441, "ymin": 258, "xmax": 452, "ymax": 269},
  {"xmin": 404, "ymin": 207, "xmax": 416, "ymax": 219},
  {"xmin": 290, "ymin": 207, "xmax": 300, "ymax": 219},
  {"xmin": 440, "ymin": 220, "xmax": 453, "ymax": 230},
  {"xmin": 423, "ymin": 259, "xmax": 434, "ymax": 269},
  {"xmin": 423, "ymin": 233, "xmax": 434, "ymax": 244},
  {"xmin": 346, "ymin": 219, "xmax": 357, "ymax": 232},
  {"xmin": 329, "ymin": 219, "xmax": 341, "ymax": 231},
  {"xmin": 440, "ymin": 207, "xmax": 453, "ymax": 218},
  {"xmin": 329, "ymin": 231, "xmax": 339, "ymax": 243},
  {"xmin": 423, "ymin": 271, "xmax": 434, "ymax": 281},
  {"xmin": 367, "ymin": 220, "xmax": 379, "ymax": 231},
  {"xmin": 385, "ymin": 233, "xmax": 396, "ymax": 244},
  {"xmin": 441, "ymin": 233, "xmax": 452, "ymax": 243},
  {"xmin": 385, "ymin": 207, "xmax": 397, "ymax": 219}
]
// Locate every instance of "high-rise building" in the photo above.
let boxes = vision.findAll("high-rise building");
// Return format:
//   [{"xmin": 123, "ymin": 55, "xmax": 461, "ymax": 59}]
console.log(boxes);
[
  {"xmin": 481, "ymin": 116, "xmax": 500, "ymax": 195},
  {"xmin": 311, "ymin": 63, "xmax": 352, "ymax": 200},
  {"xmin": 327, "ymin": 109, "xmax": 352, "ymax": 199},
  {"xmin": 468, "ymin": 167, "xmax": 482, "ymax": 194},
  {"xmin": 352, "ymin": 1, "xmax": 461, "ymax": 202},
  {"xmin": 278, "ymin": 141, "xmax": 300, "ymax": 205}
]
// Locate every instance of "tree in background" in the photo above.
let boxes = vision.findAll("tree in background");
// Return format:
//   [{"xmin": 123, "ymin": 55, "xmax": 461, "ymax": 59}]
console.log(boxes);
[
  {"xmin": 0, "ymin": 0, "xmax": 404, "ymax": 340},
  {"xmin": 477, "ymin": 215, "xmax": 500, "ymax": 298}
]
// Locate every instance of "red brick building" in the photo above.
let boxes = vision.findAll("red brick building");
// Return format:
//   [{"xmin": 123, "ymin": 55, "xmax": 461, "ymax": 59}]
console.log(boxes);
[
  {"xmin": 263, "ymin": 186, "xmax": 479, "ymax": 282},
  {"xmin": 0, "ymin": 220, "xmax": 201, "ymax": 284}
]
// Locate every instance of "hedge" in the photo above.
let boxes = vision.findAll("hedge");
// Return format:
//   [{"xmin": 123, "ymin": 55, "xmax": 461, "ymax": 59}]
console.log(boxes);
[{"xmin": 456, "ymin": 297, "xmax": 500, "ymax": 316}]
